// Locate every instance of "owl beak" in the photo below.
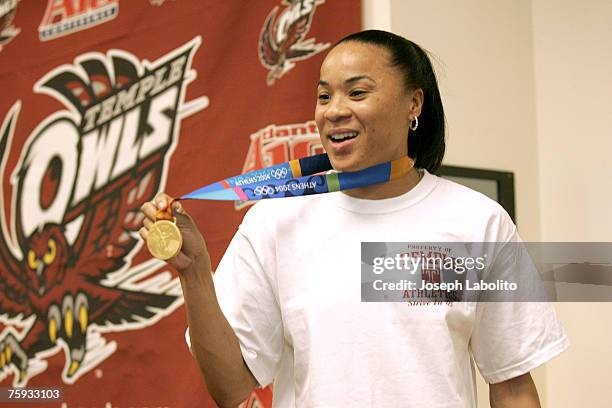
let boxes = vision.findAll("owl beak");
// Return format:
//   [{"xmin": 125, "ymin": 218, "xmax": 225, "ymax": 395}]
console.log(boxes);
[{"xmin": 36, "ymin": 264, "xmax": 46, "ymax": 295}]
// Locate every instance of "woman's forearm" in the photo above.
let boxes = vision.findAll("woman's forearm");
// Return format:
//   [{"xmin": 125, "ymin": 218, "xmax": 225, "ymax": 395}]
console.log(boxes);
[
  {"xmin": 489, "ymin": 373, "xmax": 541, "ymax": 408},
  {"xmin": 179, "ymin": 255, "xmax": 257, "ymax": 408}
]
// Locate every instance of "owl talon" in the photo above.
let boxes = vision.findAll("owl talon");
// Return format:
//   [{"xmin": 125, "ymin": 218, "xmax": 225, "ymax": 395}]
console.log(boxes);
[
  {"xmin": 78, "ymin": 303, "xmax": 88, "ymax": 334},
  {"xmin": 0, "ymin": 333, "xmax": 29, "ymax": 385},
  {"xmin": 67, "ymin": 360, "xmax": 80, "ymax": 377},
  {"xmin": 0, "ymin": 345, "xmax": 10, "ymax": 368},
  {"xmin": 60, "ymin": 294, "xmax": 87, "ymax": 379},
  {"xmin": 48, "ymin": 319, "xmax": 57, "ymax": 343},
  {"xmin": 64, "ymin": 308, "xmax": 74, "ymax": 339},
  {"xmin": 47, "ymin": 304, "xmax": 61, "ymax": 344}
]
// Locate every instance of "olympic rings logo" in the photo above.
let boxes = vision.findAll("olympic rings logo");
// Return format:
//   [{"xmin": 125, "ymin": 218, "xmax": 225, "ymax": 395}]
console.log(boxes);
[
  {"xmin": 254, "ymin": 185, "xmax": 276, "ymax": 196},
  {"xmin": 270, "ymin": 168, "xmax": 288, "ymax": 179}
]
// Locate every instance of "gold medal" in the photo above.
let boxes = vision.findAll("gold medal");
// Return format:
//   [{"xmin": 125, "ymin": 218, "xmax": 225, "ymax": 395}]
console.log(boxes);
[{"xmin": 147, "ymin": 205, "xmax": 182, "ymax": 260}]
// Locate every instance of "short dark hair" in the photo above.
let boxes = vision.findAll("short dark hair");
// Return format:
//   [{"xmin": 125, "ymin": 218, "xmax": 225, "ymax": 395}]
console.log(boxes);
[{"xmin": 337, "ymin": 30, "xmax": 446, "ymax": 173}]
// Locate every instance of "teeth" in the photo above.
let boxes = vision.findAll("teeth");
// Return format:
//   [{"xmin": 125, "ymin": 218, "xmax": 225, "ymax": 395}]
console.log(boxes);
[{"xmin": 329, "ymin": 131, "xmax": 358, "ymax": 141}]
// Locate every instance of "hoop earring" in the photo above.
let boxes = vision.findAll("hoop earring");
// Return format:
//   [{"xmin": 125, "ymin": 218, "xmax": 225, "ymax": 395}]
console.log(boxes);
[{"xmin": 410, "ymin": 116, "xmax": 419, "ymax": 131}]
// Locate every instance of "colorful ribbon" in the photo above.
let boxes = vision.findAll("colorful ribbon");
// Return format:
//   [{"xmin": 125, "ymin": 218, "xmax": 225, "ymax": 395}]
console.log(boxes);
[{"xmin": 180, "ymin": 154, "xmax": 413, "ymax": 201}]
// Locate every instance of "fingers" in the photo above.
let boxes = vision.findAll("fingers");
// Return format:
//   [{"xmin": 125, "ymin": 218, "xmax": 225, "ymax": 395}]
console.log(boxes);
[
  {"xmin": 154, "ymin": 192, "xmax": 175, "ymax": 211},
  {"xmin": 139, "ymin": 193, "xmax": 209, "ymax": 270},
  {"xmin": 143, "ymin": 217, "xmax": 153, "ymax": 230},
  {"xmin": 138, "ymin": 218, "xmax": 154, "ymax": 240},
  {"xmin": 172, "ymin": 199, "xmax": 185, "ymax": 214},
  {"xmin": 140, "ymin": 193, "xmax": 184, "ymax": 241},
  {"xmin": 140, "ymin": 193, "xmax": 176, "ymax": 222},
  {"xmin": 138, "ymin": 227, "xmax": 148, "ymax": 241},
  {"xmin": 174, "ymin": 210, "xmax": 195, "ymax": 229},
  {"xmin": 140, "ymin": 193, "xmax": 174, "ymax": 241},
  {"xmin": 141, "ymin": 201, "xmax": 157, "ymax": 221}
]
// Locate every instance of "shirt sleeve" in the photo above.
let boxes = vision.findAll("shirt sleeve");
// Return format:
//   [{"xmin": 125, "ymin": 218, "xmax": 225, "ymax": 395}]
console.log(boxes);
[
  {"xmin": 469, "ymin": 219, "xmax": 570, "ymax": 384},
  {"xmin": 211, "ymin": 204, "xmax": 284, "ymax": 388}
]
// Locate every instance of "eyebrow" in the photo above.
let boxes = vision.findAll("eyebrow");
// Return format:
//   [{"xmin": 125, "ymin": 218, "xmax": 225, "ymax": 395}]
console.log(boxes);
[{"xmin": 317, "ymin": 75, "xmax": 376, "ymax": 87}]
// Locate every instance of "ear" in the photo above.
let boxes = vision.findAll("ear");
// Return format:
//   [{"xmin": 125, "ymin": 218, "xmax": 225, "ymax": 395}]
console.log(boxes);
[{"xmin": 408, "ymin": 88, "xmax": 424, "ymax": 119}]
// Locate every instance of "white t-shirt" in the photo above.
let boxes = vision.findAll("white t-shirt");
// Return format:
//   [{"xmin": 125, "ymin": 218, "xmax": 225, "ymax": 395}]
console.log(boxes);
[{"xmin": 194, "ymin": 170, "xmax": 569, "ymax": 407}]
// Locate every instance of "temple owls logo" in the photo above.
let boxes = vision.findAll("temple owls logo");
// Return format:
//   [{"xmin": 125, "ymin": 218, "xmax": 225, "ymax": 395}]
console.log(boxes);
[
  {"xmin": 258, "ymin": 0, "xmax": 329, "ymax": 85},
  {"xmin": 0, "ymin": 0, "xmax": 20, "ymax": 52},
  {"xmin": 0, "ymin": 37, "xmax": 208, "ymax": 386}
]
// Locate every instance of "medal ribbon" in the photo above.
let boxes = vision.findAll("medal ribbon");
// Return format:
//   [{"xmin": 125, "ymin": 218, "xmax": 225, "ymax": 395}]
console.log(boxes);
[{"xmin": 179, "ymin": 153, "xmax": 414, "ymax": 202}]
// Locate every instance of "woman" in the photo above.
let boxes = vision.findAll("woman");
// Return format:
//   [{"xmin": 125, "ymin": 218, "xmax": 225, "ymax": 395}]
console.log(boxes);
[{"xmin": 140, "ymin": 30, "xmax": 568, "ymax": 407}]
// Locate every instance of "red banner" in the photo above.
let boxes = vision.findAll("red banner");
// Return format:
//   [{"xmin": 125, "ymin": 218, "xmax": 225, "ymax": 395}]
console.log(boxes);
[{"xmin": 0, "ymin": 1, "xmax": 360, "ymax": 407}]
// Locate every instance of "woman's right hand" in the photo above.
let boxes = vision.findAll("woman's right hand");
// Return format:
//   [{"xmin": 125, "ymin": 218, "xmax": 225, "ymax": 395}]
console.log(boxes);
[{"xmin": 139, "ymin": 192, "xmax": 210, "ymax": 273}]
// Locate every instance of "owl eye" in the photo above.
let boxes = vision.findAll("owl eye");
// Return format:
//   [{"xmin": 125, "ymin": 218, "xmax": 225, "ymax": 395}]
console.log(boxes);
[
  {"xmin": 28, "ymin": 249, "xmax": 40, "ymax": 270},
  {"xmin": 43, "ymin": 239, "xmax": 57, "ymax": 265}
]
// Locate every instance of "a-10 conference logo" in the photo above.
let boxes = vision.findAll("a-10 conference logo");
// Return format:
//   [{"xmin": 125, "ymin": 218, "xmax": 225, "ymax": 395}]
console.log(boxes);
[{"xmin": 38, "ymin": 0, "xmax": 119, "ymax": 41}]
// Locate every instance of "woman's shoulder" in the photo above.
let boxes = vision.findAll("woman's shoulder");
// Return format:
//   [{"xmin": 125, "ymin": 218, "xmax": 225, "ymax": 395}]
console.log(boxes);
[
  {"xmin": 426, "ymin": 173, "xmax": 516, "ymax": 240},
  {"xmin": 431, "ymin": 173, "xmax": 509, "ymax": 217}
]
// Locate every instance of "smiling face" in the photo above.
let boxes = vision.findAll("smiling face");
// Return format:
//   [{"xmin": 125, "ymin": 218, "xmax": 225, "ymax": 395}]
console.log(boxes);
[{"xmin": 315, "ymin": 41, "xmax": 421, "ymax": 172}]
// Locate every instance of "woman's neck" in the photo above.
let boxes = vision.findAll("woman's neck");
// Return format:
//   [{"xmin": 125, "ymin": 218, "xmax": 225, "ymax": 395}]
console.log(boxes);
[{"xmin": 342, "ymin": 166, "xmax": 423, "ymax": 200}]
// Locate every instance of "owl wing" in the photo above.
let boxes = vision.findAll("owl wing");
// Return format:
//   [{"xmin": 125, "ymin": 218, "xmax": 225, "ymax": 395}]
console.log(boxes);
[
  {"xmin": 85, "ymin": 282, "xmax": 178, "ymax": 327},
  {"xmin": 283, "ymin": 13, "xmax": 311, "ymax": 53},
  {"xmin": 68, "ymin": 156, "xmax": 164, "ymax": 281},
  {"xmin": 259, "ymin": 7, "xmax": 280, "ymax": 68},
  {"xmin": 0, "ymin": 256, "xmax": 31, "ymax": 319},
  {"xmin": 0, "ymin": 107, "xmax": 31, "ymax": 318}
]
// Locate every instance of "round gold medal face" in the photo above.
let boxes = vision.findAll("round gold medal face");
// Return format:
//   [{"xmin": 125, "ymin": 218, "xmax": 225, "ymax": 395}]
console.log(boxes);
[{"xmin": 147, "ymin": 220, "xmax": 182, "ymax": 260}]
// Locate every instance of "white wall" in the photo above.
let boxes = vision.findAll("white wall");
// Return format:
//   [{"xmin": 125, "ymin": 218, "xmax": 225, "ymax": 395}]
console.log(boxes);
[
  {"xmin": 532, "ymin": 0, "xmax": 612, "ymax": 242},
  {"xmin": 532, "ymin": 0, "xmax": 612, "ymax": 406},
  {"xmin": 363, "ymin": 0, "xmax": 612, "ymax": 406},
  {"xmin": 362, "ymin": 0, "xmax": 391, "ymax": 31}
]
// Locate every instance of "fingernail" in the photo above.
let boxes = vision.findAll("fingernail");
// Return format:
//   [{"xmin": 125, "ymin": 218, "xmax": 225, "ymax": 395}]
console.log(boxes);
[{"xmin": 156, "ymin": 199, "xmax": 166, "ymax": 210}]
